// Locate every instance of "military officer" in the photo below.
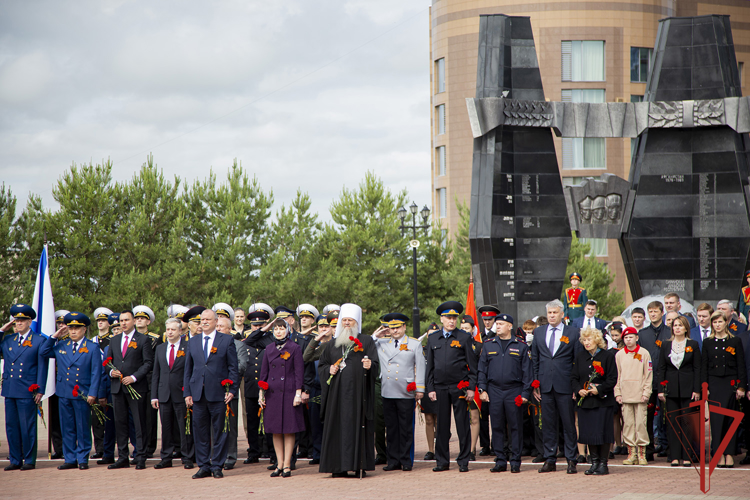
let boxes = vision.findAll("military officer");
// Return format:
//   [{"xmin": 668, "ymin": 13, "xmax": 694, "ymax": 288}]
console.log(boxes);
[
  {"xmin": 213, "ymin": 303, "xmax": 234, "ymax": 323},
  {"xmin": 167, "ymin": 305, "xmax": 189, "ymax": 341},
  {"xmin": 295, "ymin": 304, "xmax": 319, "ymax": 460},
  {"xmin": 372, "ymin": 313, "xmax": 425, "ymax": 471},
  {"xmin": 297, "ymin": 304, "xmax": 320, "ymax": 336},
  {"xmin": 426, "ymin": 301, "xmax": 477, "ymax": 472},
  {"xmin": 242, "ymin": 309, "xmax": 274, "ymax": 464},
  {"xmin": 564, "ymin": 272, "xmax": 587, "ymax": 322},
  {"xmin": 134, "ymin": 305, "xmax": 161, "ymax": 458},
  {"xmin": 94, "ymin": 313, "xmax": 119, "ymax": 466},
  {"xmin": 478, "ymin": 305, "xmax": 500, "ymax": 339},
  {"xmin": 41, "ymin": 312, "xmax": 102, "ymax": 470},
  {"xmin": 91, "ymin": 307, "xmax": 113, "ymax": 458},
  {"xmin": 1, "ymin": 304, "xmax": 50, "ymax": 471},
  {"xmin": 47, "ymin": 309, "xmax": 71, "ymax": 460},
  {"xmin": 476, "ymin": 305, "xmax": 501, "ymax": 456},
  {"xmin": 108, "ymin": 313, "xmax": 122, "ymax": 336},
  {"xmin": 478, "ymin": 313, "xmax": 532, "ymax": 473},
  {"xmin": 304, "ymin": 314, "xmax": 334, "ymax": 465},
  {"xmin": 738, "ymin": 270, "xmax": 750, "ymax": 322}
]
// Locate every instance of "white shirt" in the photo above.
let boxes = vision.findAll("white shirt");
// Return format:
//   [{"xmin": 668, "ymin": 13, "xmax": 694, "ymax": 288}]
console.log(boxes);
[
  {"xmin": 545, "ymin": 324, "xmax": 563, "ymax": 355},
  {"xmin": 669, "ymin": 339, "xmax": 686, "ymax": 369},
  {"xmin": 17, "ymin": 331, "xmax": 30, "ymax": 344},
  {"xmin": 585, "ymin": 316, "xmax": 595, "ymax": 329},
  {"xmin": 112, "ymin": 329, "xmax": 137, "ymax": 382},
  {"xmin": 166, "ymin": 340, "xmax": 181, "ymax": 363},
  {"xmin": 202, "ymin": 331, "xmax": 217, "ymax": 358},
  {"xmin": 700, "ymin": 327, "xmax": 710, "ymax": 340}
]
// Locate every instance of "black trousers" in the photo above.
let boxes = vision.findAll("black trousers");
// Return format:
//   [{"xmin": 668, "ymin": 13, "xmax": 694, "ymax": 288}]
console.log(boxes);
[
  {"xmin": 479, "ymin": 403, "xmax": 491, "ymax": 450},
  {"xmin": 435, "ymin": 386, "xmax": 471, "ymax": 468},
  {"xmin": 245, "ymin": 396, "xmax": 262, "ymax": 459},
  {"xmin": 489, "ymin": 396, "xmax": 524, "ymax": 467},
  {"xmin": 112, "ymin": 389, "xmax": 148, "ymax": 462},
  {"xmin": 91, "ymin": 406, "xmax": 104, "ymax": 454},
  {"xmin": 540, "ymin": 390, "xmax": 577, "ymax": 462},
  {"xmin": 375, "ymin": 379, "xmax": 386, "ymax": 459},
  {"xmin": 383, "ymin": 398, "xmax": 415, "ymax": 468},
  {"xmin": 646, "ymin": 392, "xmax": 658, "ymax": 455},
  {"xmin": 49, "ymin": 395, "xmax": 63, "ymax": 455},
  {"xmin": 158, "ymin": 398, "xmax": 192, "ymax": 462},
  {"xmin": 226, "ymin": 398, "xmax": 239, "ymax": 465},
  {"xmin": 665, "ymin": 396, "xmax": 694, "ymax": 461},
  {"xmin": 145, "ymin": 393, "xmax": 159, "ymax": 454}
]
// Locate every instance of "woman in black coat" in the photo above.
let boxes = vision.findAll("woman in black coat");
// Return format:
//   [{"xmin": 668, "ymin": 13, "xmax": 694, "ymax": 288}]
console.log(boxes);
[
  {"xmin": 702, "ymin": 311, "xmax": 747, "ymax": 467},
  {"xmin": 572, "ymin": 327, "xmax": 618, "ymax": 475},
  {"xmin": 656, "ymin": 316, "xmax": 701, "ymax": 466}
]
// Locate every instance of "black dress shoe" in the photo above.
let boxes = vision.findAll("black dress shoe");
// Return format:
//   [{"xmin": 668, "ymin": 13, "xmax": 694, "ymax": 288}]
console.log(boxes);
[
  {"xmin": 566, "ymin": 460, "xmax": 577, "ymax": 474},
  {"xmin": 135, "ymin": 462, "xmax": 146, "ymax": 470},
  {"xmin": 282, "ymin": 468, "xmax": 291, "ymax": 478},
  {"xmin": 108, "ymin": 459, "xmax": 130, "ymax": 469},
  {"xmin": 171, "ymin": 452, "xmax": 181, "ymax": 459},
  {"xmin": 267, "ymin": 464, "xmax": 277, "ymax": 470},
  {"xmin": 50, "ymin": 452, "xmax": 63, "ymax": 460},
  {"xmin": 212, "ymin": 469, "xmax": 224, "ymax": 478},
  {"xmin": 469, "ymin": 453, "xmax": 476, "ymax": 461},
  {"xmin": 609, "ymin": 451, "xmax": 615, "ymax": 459},
  {"xmin": 183, "ymin": 462, "xmax": 194, "ymax": 469},
  {"xmin": 383, "ymin": 464, "xmax": 402, "ymax": 471},
  {"xmin": 584, "ymin": 459, "xmax": 599, "ymax": 475},
  {"xmin": 490, "ymin": 463, "xmax": 507, "ymax": 472},
  {"xmin": 459, "ymin": 465, "xmax": 469, "ymax": 472},
  {"xmin": 646, "ymin": 453, "xmax": 654, "ymax": 462},
  {"xmin": 79, "ymin": 464, "xmax": 89, "ymax": 470},
  {"xmin": 192, "ymin": 468, "xmax": 212, "ymax": 479},
  {"xmin": 4, "ymin": 464, "xmax": 21, "ymax": 471},
  {"xmin": 145, "ymin": 452, "xmax": 154, "ymax": 459},
  {"xmin": 20, "ymin": 464, "xmax": 35, "ymax": 471},
  {"xmin": 223, "ymin": 463, "xmax": 234, "ymax": 470},
  {"xmin": 374, "ymin": 456, "xmax": 387, "ymax": 465},
  {"xmin": 309, "ymin": 458, "xmax": 320, "ymax": 465},
  {"xmin": 402, "ymin": 466, "xmax": 412, "ymax": 471},
  {"xmin": 479, "ymin": 447, "xmax": 492, "ymax": 456},
  {"xmin": 331, "ymin": 471, "xmax": 348, "ymax": 478},
  {"xmin": 593, "ymin": 461, "xmax": 609, "ymax": 475},
  {"xmin": 424, "ymin": 452, "xmax": 435, "ymax": 461},
  {"xmin": 154, "ymin": 461, "xmax": 172, "ymax": 469},
  {"xmin": 58, "ymin": 462, "xmax": 78, "ymax": 470},
  {"xmin": 510, "ymin": 464, "xmax": 521, "ymax": 473},
  {"xmin": 97, "ymin": 457, "xmax": 115, "ymax": 465},
  {"xmin": 243, "ymin": 457, "xmax": 259, "ymax": 464},
  {"xmin": 270, "ymin": 468, "xmax": 283, "ymax": 477},
  {"xmin": 538, "ymin": 461, "xmax": 556, "ymax": 473},
  {"xmin": 577, "ymin": 454, "xmax": 587, "ymax": 464},
  {"xmin": 532, "ymin": 455, "xmax": 545, "ymax": 463},
  {"xmin": 92, "ymin": 452, "xmax": 103, "ymax": 459},
  {"xmin": 432, "ymin": 465, "xmax": 450, "ymax": 472},
  {"xmin": 130, "ymin": 459, "xmax": 137, "ymax": 466},
  {"xmin": 296, "ymin": 452, "xmax": 308, "ymax": 459}
]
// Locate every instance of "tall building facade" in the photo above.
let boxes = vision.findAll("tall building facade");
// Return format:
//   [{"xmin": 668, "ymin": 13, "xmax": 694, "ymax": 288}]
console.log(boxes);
[{"xmin": 430, "ymin": 0, "xmax": 750, "ymax": 302}]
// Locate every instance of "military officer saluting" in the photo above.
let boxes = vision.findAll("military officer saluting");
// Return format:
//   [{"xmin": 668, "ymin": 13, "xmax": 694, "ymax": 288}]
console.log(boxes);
[
  {"xmin": 297, "ymin": 304, "xmax": 320, "ymax": 337},
  {"xmin": 1, "ymin": 304, "xmax": 50, "ymax": 471},
  {"xmin": 372, "ymin": 313, "xmax": 425, "ymax": 472},
  {"xmin": 477, "ymin": 313, "xmax": 532, "ymax": 473},
  {"xmin": 564, "ymin": 272, "xmax": 587, "ymax": 322},
  {"xmin": 243, "ymin": 308, "xmax": 274, "ymax": 464},
  {"xmin": 42, "ymin": 312, "xmax": 102, "ymax": 470}
]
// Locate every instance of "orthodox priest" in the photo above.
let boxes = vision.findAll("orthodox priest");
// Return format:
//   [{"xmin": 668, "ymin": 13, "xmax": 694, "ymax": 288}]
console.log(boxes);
[{"xmin": 318, "ymin": 303, "xmax": 378, "ymax": 478}]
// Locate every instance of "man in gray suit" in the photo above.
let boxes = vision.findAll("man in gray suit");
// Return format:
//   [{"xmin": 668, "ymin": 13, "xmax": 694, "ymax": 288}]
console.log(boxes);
[
  {"xmin": 531, "ymin": 299, "xmax": 582, "ymax": 475},
  {"xmin": 216, "ymin": 316, "xmax": 249, "ymax": 470},
  {"xmin": 372, "ymin": 313, "xmax": 425, "ymax": 471}
]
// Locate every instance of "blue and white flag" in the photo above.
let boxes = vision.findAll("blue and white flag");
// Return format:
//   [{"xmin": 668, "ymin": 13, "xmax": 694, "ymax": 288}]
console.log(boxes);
[{"xmin": 30, "ymin": 244, "xmax": 56, "ymax": 400}]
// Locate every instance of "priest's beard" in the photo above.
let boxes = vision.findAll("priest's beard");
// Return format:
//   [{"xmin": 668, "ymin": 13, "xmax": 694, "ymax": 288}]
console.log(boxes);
[{"xmin": 335, "ymin": 326, "xmax": 358, "ymax": 348}]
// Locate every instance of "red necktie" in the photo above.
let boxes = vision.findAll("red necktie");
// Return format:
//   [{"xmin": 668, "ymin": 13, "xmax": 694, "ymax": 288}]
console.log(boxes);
[
  {"xmin": 122, "ymin": 335, "xmax": 129, "ymax": 358},
  {"xmin": 169, "ymin": 344, "xmax": 175, "ymax": 369}
]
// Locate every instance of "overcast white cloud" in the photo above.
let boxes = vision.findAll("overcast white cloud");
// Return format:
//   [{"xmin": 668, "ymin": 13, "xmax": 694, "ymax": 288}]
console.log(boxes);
[{"xmin": 0, "ymin": 0, "xmax": 432, "ymax": 220}]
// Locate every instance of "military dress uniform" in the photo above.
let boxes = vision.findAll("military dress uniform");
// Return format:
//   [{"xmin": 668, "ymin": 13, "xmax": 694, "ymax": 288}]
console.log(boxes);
[
  {"xmin": 738, "ymin": 270, "xmax": 750, "ymax": 321},
  {"xmin": 41, "ymin": 312, "xmax": 102, "ymax": 469},
  {"xmin": 477, "ymin": 314, "xmax": 532, "ymax": 472},
  {"xmin": 1, "ymin": 304, "xmax": 50, "ymax": 470},
  {"xmin": 91, "ymin": 307, "xmax": 113, "ymax": 458},
  {"xmin": 373, "ymin": 313, "xmax": 426, "ymax": 470},
  {"xmin": 242, "ymin": 313, "xmax": 274, "ymax": 463},
  {"xmin": 564, "ymin": 272, "xmax": 587, "ymax": 322}
]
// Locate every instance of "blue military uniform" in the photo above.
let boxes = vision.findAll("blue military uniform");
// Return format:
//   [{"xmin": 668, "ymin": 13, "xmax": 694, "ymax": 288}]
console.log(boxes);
[
  {"xmin": 1, "ymin": 304, "xmax": 49, "ymax": 469},
  {"xmin": 41, "ymin": 312, "xmax": 102, "ymax": 468},
  {"xmin": 477, "ymin": 314, "xmax": 532, "ymax": 471}
]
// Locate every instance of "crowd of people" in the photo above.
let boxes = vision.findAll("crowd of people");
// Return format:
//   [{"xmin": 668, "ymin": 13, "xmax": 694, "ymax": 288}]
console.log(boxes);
[{"xmin": 1, "ymin": 270, "xmax": 749, "ymax": 478}]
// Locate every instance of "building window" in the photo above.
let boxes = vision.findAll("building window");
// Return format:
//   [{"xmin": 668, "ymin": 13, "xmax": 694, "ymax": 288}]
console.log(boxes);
[
  {"xmin": 435, "ymin": 58, "xmax": 445, "ymax": 93},
  {"xmin": 438, "ymin": 188, "xmax": 447, "ymax": 218},
  {"xmin": 436, "ymin": 146, "xmax": 446, "ymax": 176},
  {"xmin": 561, "ymin": 89, "xmax": 606, "ymax": 169},
  {"xmin": 436, "ymin": 104, "xmax": 445, "ymax": 135},
  {"xmin": 630, "ymin": 47, "xmax": 653, "ymax": 83},
  {"xmin": 580, "ymin": 238, "xmax": 608, "ymax": 257},
  {"xmin": 562, "ymin": 41, "xmax": 605, "ymax": 82}
]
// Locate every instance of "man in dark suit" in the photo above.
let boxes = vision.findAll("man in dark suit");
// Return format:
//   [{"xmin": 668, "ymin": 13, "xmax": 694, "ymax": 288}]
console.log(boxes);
[
  {"xmin": 531, "ymin": 299, "xmax": 581, "ymax": 474},
  {"xmin": 107, "ymin": 310, "xmax": 154, "ymax": 470},
  {"xmin": 691, "ymin": 303, "xmax": 714, "ymax": 352},
  {"xmin": 570, "ymin": 300, "xmax": 607, "ymax": 331},
  {"xmin": 151, "ymin": 318, "xmax": 192, "ymax": 469},
  {"xmin": 183, "ymin": 308, "xmax": 238, "ymax": 479}
]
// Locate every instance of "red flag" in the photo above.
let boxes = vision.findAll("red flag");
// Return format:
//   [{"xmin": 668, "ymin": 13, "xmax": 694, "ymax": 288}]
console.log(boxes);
[{"xmin": 466, "ymin": 280, "xmax": 482, "ymax": 409}]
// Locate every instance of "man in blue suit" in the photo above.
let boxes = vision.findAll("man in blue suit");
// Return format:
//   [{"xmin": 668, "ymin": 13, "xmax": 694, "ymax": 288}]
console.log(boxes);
[
  {"xmin": 531, "ymin": 299, "xmax": 582, "ymax": 474},
  {"xmin": 690, "ymin": 303, "xmax": 714, "ymax": 352},
  {"xmin": 42, "ymin": 312, "xmax": 102, "ymax": 470},
  {"xmin": 570, "ymin": 300, "xmax": 607, "ymax": 332},
  {"xmin": 1, "ymin": 304, "xmax": 49, "ymax": 471},
  {"xmin": 183, "ymin": 308, "xmax": 238, "ymax": 479}
]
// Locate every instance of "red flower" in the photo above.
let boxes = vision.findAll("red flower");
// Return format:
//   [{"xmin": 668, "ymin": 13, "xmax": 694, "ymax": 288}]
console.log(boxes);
[
  {"xmin": 731, "ymin": 380, "xmax": 736, "ymax": 386},
  {"xmin": 531, "ymin": 380, "xmax": 540, "ymax": 389},
  {"xmin": 660, "ymin": 380, "xmax": 668, "ymax": 387},
  {"xmin": 407, "ymin": 382, "xmax": 417, "ymax": 392},
  {"xmin": 457, "ymin": 380, "xmax": 470, "ymax": 390},
  {"xmin": 72, "ymin": 384, "xmax": 80, "ymax": 397},
  {"xmin": 594, "ymin": 365, "xmax": 604, "ymax": 376},
  {"xmin": 221, "ymin": 379, "xmax": 233, "ymax": 387},
  {"xmin": 28, "ymin": 384, "xmax": 40, "ymax": 392},
  {"xmin": 258, "ymin": 381, "xmax": 269, "ymax": 391},
  {"xmin": 514, "ymin": 395, "xmax": 524, "ymax": 407},
  {"xmin": 102, "ymin": 356, "xmax": 112, "ymax": 367}
]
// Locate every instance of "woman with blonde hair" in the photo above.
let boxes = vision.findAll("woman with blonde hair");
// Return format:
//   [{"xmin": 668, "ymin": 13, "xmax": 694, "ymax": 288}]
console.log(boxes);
[
  {"xmin": 571, "ymin": 327, "xmax": 617, "ymax": 475},
  {"xmin": 702, "ymin": 311, "xmax": 747, "ymax": 467}
]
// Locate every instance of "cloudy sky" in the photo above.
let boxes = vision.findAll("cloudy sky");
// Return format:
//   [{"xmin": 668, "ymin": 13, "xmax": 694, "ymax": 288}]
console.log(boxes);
[{"xmin": 0, "ymin": 1, "xmax": 432, "ymax": 220}]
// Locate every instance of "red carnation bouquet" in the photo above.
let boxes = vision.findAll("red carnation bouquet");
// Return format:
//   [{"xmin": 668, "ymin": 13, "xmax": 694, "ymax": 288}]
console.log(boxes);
[
  {"xmin": 221, "ymin": 379, "xmax": 234, "ymax": 433},
  {"xmin": 407, "ymin": 382, "xmax": 417, "ymax": 392},
  {"xmin": 578, "ymin": 363, "xmax": 605, "ymax": 406},
  {"xmin": 103, "ymin": 356, "xmax": 141, "ymax": 400},
  {"xmin": 457, "ymin": 380, "xmax": 472, "ymax": 413},
  {"xmin": 73, "ymin": 384, "xmax": 109, "ymax": 424},
  {"xmin": 28, "ymin": 384, "xmax": 46, "ymax": 428},
  {"xmin": 530, "ymin": 380, "xmax": 542, "ymax": 429},
  {"xmin": 327, "ymin": 336, "xmax": 364, "ymax": 385},
  {"xmin": 257, "ymin": 380, "xmax": 269, "ymax": 433},
  {"xmin": 514, "ymin": 395, "xmax": 524, "ymax": 407}
]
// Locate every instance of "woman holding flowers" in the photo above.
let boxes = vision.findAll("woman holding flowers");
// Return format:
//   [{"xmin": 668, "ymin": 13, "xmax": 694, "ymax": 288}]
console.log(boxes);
[
  {"xmin": 259, "ymin": 318, "xmax": 305, "ymax": 478},
  {"xmin": 702, "ymin": 310, "xmax": 747, "ymax": 467},
  {"xmin": 571, "ymin": 327, "xmax": 617, "ymax": 475}
]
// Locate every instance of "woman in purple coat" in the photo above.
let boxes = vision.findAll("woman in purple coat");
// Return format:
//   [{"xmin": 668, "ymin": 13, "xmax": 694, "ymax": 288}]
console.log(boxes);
[{"xmin": 259, "ymin": 318, "xmax": 305, "ymax": 477}]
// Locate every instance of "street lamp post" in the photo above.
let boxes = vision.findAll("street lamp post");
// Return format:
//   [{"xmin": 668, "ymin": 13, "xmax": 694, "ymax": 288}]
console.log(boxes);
[{"xmin": 398, "ymin": 202, "xmax": 431, "ymax": 338}]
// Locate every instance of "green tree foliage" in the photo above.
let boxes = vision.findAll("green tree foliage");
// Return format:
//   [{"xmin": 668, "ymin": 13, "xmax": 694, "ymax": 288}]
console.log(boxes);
[
  {"xmin": 0, "ymin": 184, "xmax": 18, "ymax": 318},
  {"xmin": 564, "ymin": 233, "xmax": 625, "ymax": 320}
]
